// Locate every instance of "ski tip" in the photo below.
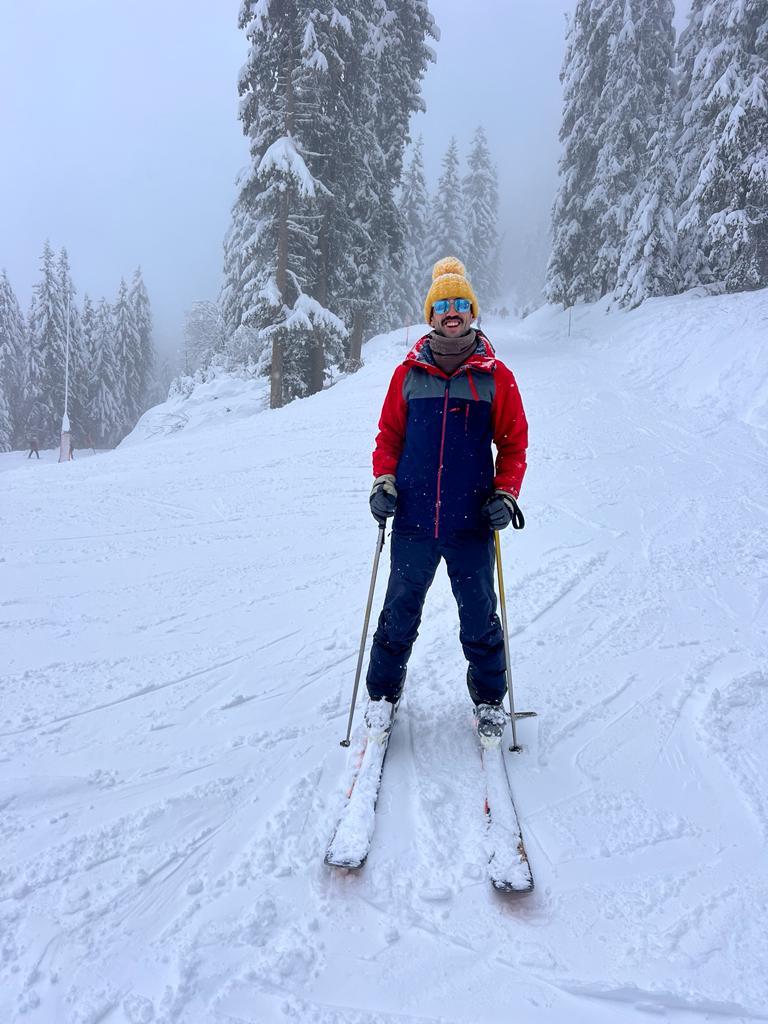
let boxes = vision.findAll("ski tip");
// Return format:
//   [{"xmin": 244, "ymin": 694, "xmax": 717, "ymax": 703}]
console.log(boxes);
[
  {"xmin": 324, "ymin": 853, "xmax": 367, "ymax": 870},
  {"xmin": 324, "ymin": 835, "xmax": 369, "ymax": 870},
  {"xmin": 491, "ymin": 878, "xmax": 535, "ymax": 897}
]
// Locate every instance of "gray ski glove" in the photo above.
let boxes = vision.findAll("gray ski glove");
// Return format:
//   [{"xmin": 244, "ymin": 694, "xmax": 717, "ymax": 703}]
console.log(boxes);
[
  {"xmin": 482, "ymin": 490, "xmax": 525, "ymax": 530},
  {"xmin": 370, "ymin": 474, "xmax": 397, "ymax": 524}
]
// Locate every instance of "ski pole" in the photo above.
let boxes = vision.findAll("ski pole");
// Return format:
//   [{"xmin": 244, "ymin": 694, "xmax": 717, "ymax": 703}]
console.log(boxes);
[
  {"xmin": 494, "ymin": 528, "xmax": 536, "ymax": 752},
  {"xmin": 340, "ymin": 522, "xmax": 387, "ymax": 747}
]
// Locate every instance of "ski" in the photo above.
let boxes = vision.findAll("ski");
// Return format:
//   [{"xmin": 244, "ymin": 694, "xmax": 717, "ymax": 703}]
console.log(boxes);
[
  {"xmin": 481, "ymin": 743, "xmax": 534, "ymax": 895},
  {"xmin": 325, "ymin": 722, "xmax": 394, "ymax": 870}
]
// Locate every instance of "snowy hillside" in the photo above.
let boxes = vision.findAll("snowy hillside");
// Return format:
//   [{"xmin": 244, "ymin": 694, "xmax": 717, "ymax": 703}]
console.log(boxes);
[{"xmin": 3, "ymin": 291, "xmax": 768, "ymax": 1023}]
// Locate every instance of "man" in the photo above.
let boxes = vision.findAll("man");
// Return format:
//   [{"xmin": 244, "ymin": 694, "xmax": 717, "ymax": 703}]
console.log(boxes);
[
  {"xmin": 364, "ymin": 256, "xmax": 528, "ymax": 748},
  {"xmin": 27, "ymin": 436, "xmax": 40, "ymax": 459}
]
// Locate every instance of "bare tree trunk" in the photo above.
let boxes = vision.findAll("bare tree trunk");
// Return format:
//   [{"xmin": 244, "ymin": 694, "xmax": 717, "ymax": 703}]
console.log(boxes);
[
  {"xmin": 309, "ymin": 343, "xmax": 324, "ymax": 394},
  {"xmin": 270, "ymin": 340, "xmax": 284, "ymax": 409},
  {"xmin": 346, "ymin": 307, "xmax": 364, "ymax": 371}
]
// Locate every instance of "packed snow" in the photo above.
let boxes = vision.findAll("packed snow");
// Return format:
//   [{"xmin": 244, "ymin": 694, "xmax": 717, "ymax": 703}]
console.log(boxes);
[{"xmin": 3, "ymin": 290, "xmax": 768, "ymax": 1023}]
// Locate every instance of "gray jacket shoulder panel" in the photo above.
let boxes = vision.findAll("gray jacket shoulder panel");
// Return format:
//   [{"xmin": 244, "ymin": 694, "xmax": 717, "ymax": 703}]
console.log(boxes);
[
  {"xmin": 449, "ymin": 372, "xmax": 494, "ymax": 403},
  {"xmin": 403, "ymin": 368, "xmax": 445, "ymax": 402},
  {"xmin": 403, "ymin": 366, "xmax": 495, "ymax": 403}
]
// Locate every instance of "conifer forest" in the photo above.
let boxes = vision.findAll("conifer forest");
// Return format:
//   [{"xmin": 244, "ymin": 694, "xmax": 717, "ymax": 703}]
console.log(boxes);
[
  {"xmin": 0, "ymin": 248, "xmax": 155, "ymax": 451},
  {"xmin": 2, "ymin": 0, "xmax": 767, "ymax": 430}
]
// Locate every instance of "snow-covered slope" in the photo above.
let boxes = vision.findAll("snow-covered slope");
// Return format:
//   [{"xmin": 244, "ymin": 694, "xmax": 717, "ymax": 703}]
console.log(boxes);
[{"xmin": 3, "ymin": 291, "xmax": 768, "ymax": 1023}]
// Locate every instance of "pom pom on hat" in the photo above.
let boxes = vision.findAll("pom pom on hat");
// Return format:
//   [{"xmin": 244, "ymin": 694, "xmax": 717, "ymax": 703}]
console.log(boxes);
[
  {"xmin": 424, "ymin": 256, "xmax": 479, "ymax": 324},
  {"xmin": 432, "ymin": 256, "xmax": 467, "ymax": 280}
]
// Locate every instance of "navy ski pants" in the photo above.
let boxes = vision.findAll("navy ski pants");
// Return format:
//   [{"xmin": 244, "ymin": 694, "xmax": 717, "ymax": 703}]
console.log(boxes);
[{"xmin": 366, "ymin": 530, "xmax": 507, "ymax": 706}]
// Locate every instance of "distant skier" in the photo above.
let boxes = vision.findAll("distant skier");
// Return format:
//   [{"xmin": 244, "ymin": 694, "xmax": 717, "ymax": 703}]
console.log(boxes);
[
  {"xmin": 365, "ymin": 257, "xmax": 528, "ymax": 747},
  {"xmin": 27, "ymin": 436, "xmax": 40, "ymax": 459}
]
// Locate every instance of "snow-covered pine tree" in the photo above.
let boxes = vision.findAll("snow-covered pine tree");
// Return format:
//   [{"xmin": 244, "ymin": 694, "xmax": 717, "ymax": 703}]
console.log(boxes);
[
  {"xmin": 331, "ymin": 3, "xmax": 393, "ymax": 366},
  {"xmin": 218, "ymin": 195, "xmax": 262, "ymax": 374},
  {"xmin": 675, "ymin": 0, "xmax": 725, "ymax": 287},
  {"xmin": 90, "ymin": 298, "xmax": 123, "ymax": 446},
  {"xmin": 219, "ymin": 183, "xmax": 255, "ymax": 342},
  {"xmin": 287, "ymin": 1, "xmax": 358, "ymax": 383},
  {"xmin": 590, "ymin": 0, "xmax": 643, "ymax": 296},
  {"xmin": 221, "ymin": 183, "xmax": 268, "ymax": 374},
  {"xmin": 79, "ymin": 294, "xmax": 98, "ymax": 439},
  {"xmin": 221, "ymin": 323, "xmax": 263, "ymax": 375},
  {"xmin": 57, "ymin": 248, "xmax": 87, "ymax": 439},
  {"xmin": 546, "ymin": 3, "xmax": 610, "ymax": 306},
  {"xmin": 679, "ymin": 0, "xmax": 768, "ymax": 291},
  {"xmin": 353, "ymin": 0, "xmax": 437, "ymax": 340},
  {"xmin": 391, "ymin": 137, "xmax": 430, "ymax": 325},
  {"xmin": 236, "ymin": 0, "xmax": 339, "ymax": 406},
  {"xmin": 227, "ymin": 0, "xmax": 434, "ymax": 395},
  {"xmin": 183, "ymin": 301, "xmax": 227, "ymax": 373},
  {"xmin": 371, "ymin": 0, "xmax": 436, "ymax": 195},
  {"xmin": 615, "ymin": 85, "xmax": 680, "ymax": 307},
  {"xmin": 0, "ymin": 269, "xmax": 27, "ymax": 450},
  {"xmin": 292, "ymin": 0, "xmax": 405, "ymax": 368},
  {"xmin": 25, "ymin": 241, "xmax": 66, "ymax": 444},
  {"xmin": 719, "ymin": 0, "xmax": 768, "ymax": 289},
  {"xmin": 264, "ymin": 295, "xmax": 347, "ymax": 398},
  {"xmin": 463, "ymin": 126, "xmax": 501, "ymax": 304},
  {"xmin": 509, "ymin": 222, "xmax": 552, "ymax": 313},
  {"xmin": 0, "ymin": 361, "xmax": 11, "ymax": 452},
  {"xmin": 428, "ymin": 138, "xmax": 465, "ymax": 267},
  {"xmin": 592, "ymin": 0, "xmax": 676, "ymax": 296},
  {"xmin": 147, "ymin": 354, "xmax": 175, "ymax": 409},
  {"xmin": 112, "ymin": 278, "xmax": 142, "ymax": 435},
  {"xmin": 548, "ymin": 0, "xmax": 676, "ymax": 305},
  {"xmin": 129, "ymin": 268, "xmax": 154, "ymax": 410},
  {"xmin": 287, "ymin": 9, "xmax": 354, "ymax": 377}
]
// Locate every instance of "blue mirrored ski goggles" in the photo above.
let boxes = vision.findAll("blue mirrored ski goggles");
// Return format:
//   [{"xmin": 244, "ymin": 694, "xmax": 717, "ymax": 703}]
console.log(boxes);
[{"xmin": 433, "ymin": 297, "xmax": 472, "ymax": 315}]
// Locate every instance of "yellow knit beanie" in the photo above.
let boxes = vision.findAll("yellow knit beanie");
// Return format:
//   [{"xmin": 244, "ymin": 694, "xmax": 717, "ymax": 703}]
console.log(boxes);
[{"xmin": 423, "ymin": 256, "xmax": 479, "ymax": 324}]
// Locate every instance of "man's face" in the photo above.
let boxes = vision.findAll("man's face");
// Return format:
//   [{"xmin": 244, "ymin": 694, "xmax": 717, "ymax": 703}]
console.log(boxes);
[{"xmin": 430, "ymin": 298, "xmax": 473, "ymax": 337}]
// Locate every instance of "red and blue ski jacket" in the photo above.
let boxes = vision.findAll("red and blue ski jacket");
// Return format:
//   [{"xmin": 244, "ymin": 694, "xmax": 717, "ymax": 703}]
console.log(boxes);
[{"xmin": 372, "ymin": 331, "xmax": 528, "ymax": 537}]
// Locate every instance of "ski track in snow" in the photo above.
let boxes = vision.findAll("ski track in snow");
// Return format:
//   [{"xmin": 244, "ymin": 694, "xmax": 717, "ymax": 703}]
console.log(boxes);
[{"xmin": 3, "ymin": 292, "xmax": 768, "ymax": 1023}]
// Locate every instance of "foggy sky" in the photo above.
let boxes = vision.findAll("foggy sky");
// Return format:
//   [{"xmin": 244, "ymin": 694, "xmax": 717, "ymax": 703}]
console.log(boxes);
[{"xmin": 2, "ymin": 1, "xmax": 691, "ymax": 360}]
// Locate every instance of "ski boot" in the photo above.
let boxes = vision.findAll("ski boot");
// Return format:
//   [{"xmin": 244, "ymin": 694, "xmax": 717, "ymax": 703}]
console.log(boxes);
[
  {"xmin": 364, "ymin": 697, "xmax": 397, "ymax": 743},
  {"xmin": 474, "ymin": 702, "xmax": 507, "ymax": 749}
]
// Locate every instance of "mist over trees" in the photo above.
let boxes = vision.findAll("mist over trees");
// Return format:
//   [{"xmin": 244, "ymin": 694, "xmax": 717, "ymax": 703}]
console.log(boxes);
[
  {"xmin": 6, "ymin": 3, "xmax": 768, "ymax": 438},
  {"xmin": 213, "ymin": 0, "xmax": 438, "ymax": 409},
  {"xmin": 183, "ymin": 300, "xmax": 228, "ymax": 374},
  {"xmin": 187, "ymin": 5, "xmax": 499, "ymax": 410},
  {"xmin": 173, "ymin": 0, "xmax": 768, "ymax": 416},
  {"xmin": 427, "ymin": 137, "xmax": 464, "ymax": 268},
  {"xmin": 0, "ymin": 246, "xmax": 157, "ymax": 452},
  {"xmin": 547, "ymin": 0, "xmax": 768, "ymax": 309},
  {"xmin": 206, "ymin": 73, "xmax": 503, "ymax": 411},
  {"xmin": 389, "ymin": 135, "xmax": 430, "ymax": 326}
]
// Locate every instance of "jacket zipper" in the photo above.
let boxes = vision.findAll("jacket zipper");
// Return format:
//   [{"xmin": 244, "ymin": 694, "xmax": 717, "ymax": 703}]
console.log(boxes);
[{"xmin": 434, "ymin": 382, "xmax": 450, "ymax": 538}]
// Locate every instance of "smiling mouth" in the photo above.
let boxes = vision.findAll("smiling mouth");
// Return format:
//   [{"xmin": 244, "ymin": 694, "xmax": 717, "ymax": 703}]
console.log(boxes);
[{"xmin": 442, "ymin": 316, "xmax": 462, "ymax": 328}]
